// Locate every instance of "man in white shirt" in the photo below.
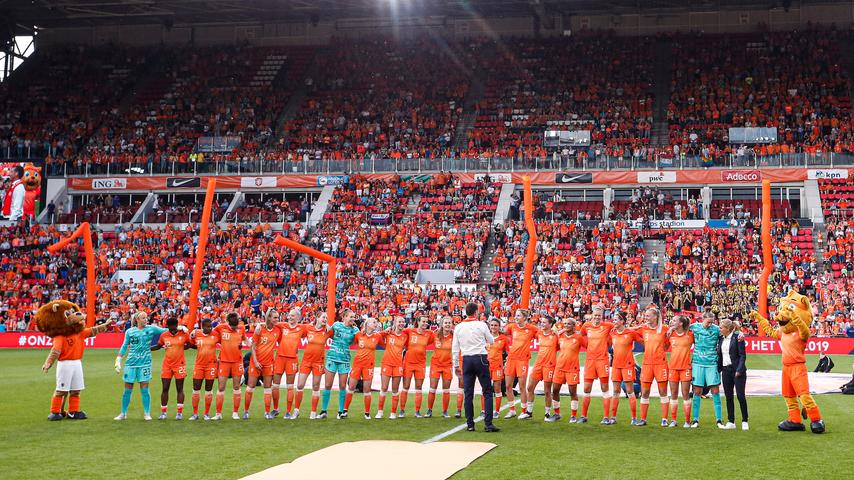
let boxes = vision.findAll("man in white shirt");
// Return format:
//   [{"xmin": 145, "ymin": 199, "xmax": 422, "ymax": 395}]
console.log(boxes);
[
  {"xmin": 452, "ymin": 302, "xmax": 499, "ymax": 432},
  {"xmin": 4, "ymin": 165, "xmax": 25, "ymax": 221}
]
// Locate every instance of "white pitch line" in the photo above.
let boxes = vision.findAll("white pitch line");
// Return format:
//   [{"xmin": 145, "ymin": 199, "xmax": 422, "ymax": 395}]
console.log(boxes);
[{"xmin": 421, "ymin": 399, "xmax": 520, "ymax": 444}]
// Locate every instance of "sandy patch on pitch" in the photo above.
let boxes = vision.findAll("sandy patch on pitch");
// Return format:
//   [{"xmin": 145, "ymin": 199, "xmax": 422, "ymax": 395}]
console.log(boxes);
[{"xmin": 240, "ymin": 441, "xmax": 495, "ymax": 480}]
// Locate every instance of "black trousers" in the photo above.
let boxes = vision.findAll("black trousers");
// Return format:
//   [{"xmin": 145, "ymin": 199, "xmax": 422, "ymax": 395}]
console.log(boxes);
[
  {"xmin": 721, "ymin": 366, "xmax": 748, "ymax": 422},
  {"xmin": 462, "ymin": 354, "xmax": 494, "ymax": 428}
]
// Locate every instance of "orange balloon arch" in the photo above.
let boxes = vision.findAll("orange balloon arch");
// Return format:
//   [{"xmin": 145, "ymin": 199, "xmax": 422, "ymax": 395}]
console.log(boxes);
[
  {"xmin": 758, "ymin": 179, "xmax": 773, "ymax": 335},
  {"xmin": 48, "ymin": 222, "xmax": 97, "ymax": 327},
  {"xmin": 273, "ymin": 235, "xmax": 338, "ymax": 325},
  {"xmin": 520, "ymin": 175, "xmax": 538, "ymax": 309},
  {"xmin": 184, "ymin": 179, "xmax": 217, "ymax": 328}
]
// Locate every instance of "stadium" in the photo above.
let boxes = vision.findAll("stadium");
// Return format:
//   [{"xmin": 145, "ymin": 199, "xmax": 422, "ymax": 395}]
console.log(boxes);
[{"xmin": 1, "ymin": 0, "xmax": 854, "ymax": 478}]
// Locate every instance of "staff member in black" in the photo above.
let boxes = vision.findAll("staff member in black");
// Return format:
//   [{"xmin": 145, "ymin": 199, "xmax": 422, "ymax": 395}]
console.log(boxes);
[
  {"xmin": 452, "ymin": 303, "xmax": 500, "ymax": 432},
  {"xmin": 717, "ymin": 318, "xmax": 748, "ymax": 430}
]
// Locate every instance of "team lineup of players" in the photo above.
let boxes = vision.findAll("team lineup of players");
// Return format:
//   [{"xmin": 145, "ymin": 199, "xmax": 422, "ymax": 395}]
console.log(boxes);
[{"xmin": 112, "ymin": 304, "xmax": 744, "ymax": 429}]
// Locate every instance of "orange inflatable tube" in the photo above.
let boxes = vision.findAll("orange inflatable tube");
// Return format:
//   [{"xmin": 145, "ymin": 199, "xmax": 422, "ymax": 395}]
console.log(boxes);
[
  {"xmin": 521, "ymin": 175, "xmax": 537, "ymax": 309},
  {"xmin": 273, "ymin": 235, "xmax": 337, "ymax": 325},
  {"xmin": 185, "ymin": 179, "xmax": 217, "ymax": 328},
  {"xmin": 758, "ymin": 179, "xmax": 772, "ymax": 334},
  {"xmin": 48, "ymin": 222, "xmax": 96, "ymax": 327}
]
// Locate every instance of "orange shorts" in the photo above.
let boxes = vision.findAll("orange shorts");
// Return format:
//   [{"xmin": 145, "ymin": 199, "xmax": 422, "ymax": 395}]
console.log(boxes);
[
  {"xmin": 611, "ymin": 367, "xmax": 635, "ymax": 382},
  {"xmin": 668, "ymin": 368, "xmax": 691, "ymax": 382},
  {"xmin": 430, "ymin": 364, "xmax": 452, "ymax": 381},
  {"xmin": 584, "ymin": 359, "xmax": 610, "ymax": 381},
  {"xmin": 381, "ymin": 364, "xmax": 403, "ymax": 377},
  {"xmin": 489, "ymin": 362, "xmax": 504, "ymax": 382},
  {"xmin": 299, "ymin": 360, "xmax": 324, "ymax": 376},
  {"xmin": 554, "ymin": 369, "xmax": 581, "ymax": 385},
  {"xmin": 640, "ymin": 364, "xmax": 668, "ymax": 384},
  {"xmin": 249, "ymin": 363, "xmax": 274, "ymax": 378},
  {"xmin": 193, "ymin": 363, "xmax": 217, "ymax": 381},
  {"xmin": 781, "ymin": 363, "xmax": 810, "ymax": 397},
  {"xmin": 218, "ymin": 361, "xmax": 244, "ymax": 379},
  {"xmin": 351, "ymin": 362, "xmax": 375, "ymax": 381},
  {"xmin": 161, "ymin": 362, "xmax": 187, "ymax": 380},
  {"xmin": 504, "ymin": 359, "xmax": 529, "ymax": 378},
  {"xmin": 530, "ymin": 364, "xmax": 555, "ymax": 383},
  {"xmin": 274, "ymin": 356, "xmax": 299, "ymax": 376},
  {"xmin": 403, "ymin": 363, "xmax": 426, "ymax": 380}
]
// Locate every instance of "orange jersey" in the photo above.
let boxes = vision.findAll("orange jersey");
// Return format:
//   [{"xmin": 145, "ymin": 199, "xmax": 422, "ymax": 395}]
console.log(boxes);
[
  {"xmin": 191, "ymin": 330, "xmax": 218, "ymax": 365},
  {"xmin": 253, "ymin": 324, "xmax": 282, "ymax": 365},
  {"xmin": 158, "ymin": 330, "xmax": 190, "ymax": 364},
  {"xmin": 431, "ymin": 334, "xmax": 453, "ymax": 367},
  {"xmin": 276, "ymin": 323, "xmax": 305, "ymax": 358},
  {"xmin": 505, "ymin": 324, "xmax": 539, "ymax": 361},
  {"xmin": 302, "ymin": 326, "xmax": 329, "ymax": 364},
  {"xmin": 778, "ymin": 330, "xmax": 806, "ymax": 365},
  {"xmin": 533, "ymin": 331, "xmax": 558, "ymax": 367},
  {"xmin": 487, "ymin": 335, "xmax": 509, "ymax": 366},
  {"xmin": 610, "ymin": 328, "xmax": 641, "ymax": 369},
  {"xmin": 555, "ymin": 333, "xmax": 585, "ymax": 372},
  {"xmin": 213, "ymin": 323, "xmax": 246, "ymax": 363},
  {"xmin": 580, "ymin": 322, "xmax": 614, "ymax": 361},
  {"xmin": 381, "ymin": 331, "xmax": 408, "ymax": 367},
  {"xmin": 638, "ymin": 327, "xmax": 669, "ymax": 365},
  {"xmin": 403, "ymin": 328, "xmax": 435, "ymax": 366},
  {"xmin": 354, "ymin": 332, "xmax": 383, "ymax": 365},
  {"xmin": 668, "ymin": 330, "xmax": 694, "ymax": 370},
  {"xmin": 51, "ymin": 328, "xmax": 94, "ymax": 361}
]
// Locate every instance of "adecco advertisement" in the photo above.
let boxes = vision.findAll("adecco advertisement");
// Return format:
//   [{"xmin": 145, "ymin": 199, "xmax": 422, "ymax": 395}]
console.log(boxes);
[{"xmin": 721, "ymin": 170, "xmax": 761, "ymax": 182}]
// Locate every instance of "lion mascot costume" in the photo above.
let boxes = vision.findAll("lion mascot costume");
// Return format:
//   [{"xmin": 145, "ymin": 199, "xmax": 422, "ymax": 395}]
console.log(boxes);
[
  {"xmin": 38, "ymin": 300, "xmax": 109, "ymax": 421},
  {"xmin": 21, "ymin": 163, "xmax": 41, "ymax": 220},
  {"xmin": 750, "ymin": 290, "xmax": 825, "ymax": 433}
]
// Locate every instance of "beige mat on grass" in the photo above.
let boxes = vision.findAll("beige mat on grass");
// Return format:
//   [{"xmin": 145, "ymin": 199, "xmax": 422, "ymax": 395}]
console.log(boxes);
[{"xmin": 241, "ymin": 440, "xmax": 496, "ymax": 480}]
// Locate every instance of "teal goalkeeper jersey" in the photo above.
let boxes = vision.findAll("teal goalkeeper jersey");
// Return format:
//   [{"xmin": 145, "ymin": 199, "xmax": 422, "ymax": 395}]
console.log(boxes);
[
  {"xmin": 689, "ymin": 323, "xmax": 721, "ymax": 367},
  {"xmin": 327, "ymin": 322, "xmax": 358, "ymax": 363},
  {"xmin": 119, "ymin": 325, "xmax": 168, "ymax": 367}
]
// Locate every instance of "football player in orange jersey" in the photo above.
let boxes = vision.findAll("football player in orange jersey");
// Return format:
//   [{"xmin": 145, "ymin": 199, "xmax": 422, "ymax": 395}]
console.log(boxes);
[
  {"xmin": 525, "ymin": 316, "xmax": 558, "ymax": 420},
  {"xmin": 152, "ymin": 317, "xmax": 191, "ymax": 420},
  {"xmin": 579, "ymin": 306, "xmax": 614, "ymax": 424},
  {"xmin": 400, "ymin": 315, "xmax": 436, "ymax": 418},
  {"xmin": 427, "ymin": 316, "xmax": 455, "ymax": 418},
  {"xmin": 347, "ymin": 317, "xmax": 383, "ymax": 419},
  {"xmin": 503, "ymin": 309, "xmax": 538, "ymax": 419},
  {"xmin": 294, "ymin": 313, "xmax": 330, "ymax": 420},
  {"xmin": 486, "ymin": 319, "xmax": 509, "ymax": 419},
  {"xmin": 212, "ymin": 312, "xmax": 247, "ymax": 420},
  {"xmin": 272, "ymin": 307, "xmax": 303, "ymax": 419},
  {"xmin": 609, "ymin": 311, "xmax": 641, "ymax": 425},
  {"xmin": 189, "ymin": 318, "xmax": 217, "ymax": 420},
  {"xmin": 634, "ymin": 306, "xmax": 670, "ymax": 427},
  {"xmin": 376, "ymin": 316, "xmax": 408, "ymax": 419},
  {"xmin": 246, "ymin": 308, "xmax": 282, "ymax": 420},
  {"xmin": 667, "ymin": 314, "xmax": 695, "ymax": 428},
  {"xmin": 548, "ymin": 319, "xmax": 586, "ymax": 423}
]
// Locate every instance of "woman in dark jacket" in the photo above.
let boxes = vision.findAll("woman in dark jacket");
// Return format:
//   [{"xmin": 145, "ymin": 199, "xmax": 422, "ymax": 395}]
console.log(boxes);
[{"xmin": 717, "ymin": 319, "xmax": 748, "ymax": 430}]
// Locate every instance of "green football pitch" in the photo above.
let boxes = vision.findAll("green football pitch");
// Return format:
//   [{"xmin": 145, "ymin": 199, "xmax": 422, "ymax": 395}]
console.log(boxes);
[{"xmin": 1, "ymin": 350, "xmax": 852, "ymax": 479}]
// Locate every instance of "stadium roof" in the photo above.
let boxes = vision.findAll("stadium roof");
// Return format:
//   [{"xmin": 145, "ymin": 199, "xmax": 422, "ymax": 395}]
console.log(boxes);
[{"xmin": 0, "ymin": 1, "xmax": 843, "ymax": 30}]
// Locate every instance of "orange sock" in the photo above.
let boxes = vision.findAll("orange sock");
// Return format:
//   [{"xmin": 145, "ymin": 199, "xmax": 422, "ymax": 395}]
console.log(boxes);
[
  {"xmin": 345, "ymin": 392, "xmax": 353, "ymax": 410},
  {"xmin": 442, "ymin": 392, "xmax": 450, "ymax": 412},
  {"xmin": 232, "ymin": 392, "xmax": 241, "ymax": 413},
  {"xmin": 50, "ymin": 395, "xmax": 63, "ymax": 414},
  {"xmin": 400, "ymin": 391, "xmax": 408, "ymax": 411},
  {"xmin": 495, "ymin": 394, "xmax": 503, "ymax": 412},
  {"xmin": 244, "ymin": 390, "xmax": 254, "ymax": 412},
  {"xmin": 204, "ymin": 392, "xmax": 213, "ymax": 415},
  {"xmin": 192, "ymin": 392, "xmax": 200, "ymax": 414},
  {"xmin": 415, "ymin": 392, "xmax": 423, "ymax": 412},
  {"xmin": 161, "ymin": 404, "xmax": 168, "ymax": 414},
  {"xmin": 640, "ymin": 399, "xmax": 649, "ymax": 421},
  {"xmin": 670, "ymin": 400, "xmax": 679, "ymax": 422},
  {"xmin": 660, "ymin": 398, "xmax": 669, "ymax": 421},
  {"xmin": 602, "ymin": 396, "xmax": 611, "ymax": 419},
  {"xmin": 177, "ymin": 404, "xmax": 183, "ymax": 414},
  {"xmin": 310, "ymin": 394, "xmax": 319, "ymax": 413},
  {"xmin": 787, "ymin": 407, "xmax": 801, "ymax": 423},
  {"xmin": 807, "ymin": 406, "xmax": 822, "ymax": 422},
  {"xmin": 378, "ymin": 393, "xmax": 386, "ymax": 412},
  {"xmin": 456, "ymin": 393, "xmax": 463, "ymax": 412},
  {"xmin": 629, "ymin": 396, "xmax": 637, "ymax": 418},
  {"xmin": 215, "ymin": 392, "xmax": 224, "ymax": 414},
  {"xmin": 294, "ymin": 390, "xmax": 304, "ymax": 411},
  {"xmin": 570, "ymin": 399, "xmax": 578, "ymax": 417},
  {"xmin": 286, "ymin": 388, "xmax": 295, "ymax": 413},
  {"xmin": 264, "ymin": 391, "xmax": 272, "ymax": 413},
  {"xmin": 272, "ymin": 386, "xmax": 280, "ymax": 410},
  {"xmin": 582, "ymin": 395, "xmax": 591, "ymax": 417},
  {"xmin": 611, "ymin": 395, "xmax": 620, "ymax": 417},
  {"xmin": 683, "ymin": 400, "xmax": 692, "ymax": 423},
  {"xmin": 364, "ymin": 394, "xmax": 372, "ymax": 414},
  {"xmin": 480, "ymin": 396, "xmax": 485, "ymax": 412},
  {"xmin": 391, "ymin": 394, "xmax": 399, "ymax": 414},
  {"xmin": 428, "ymin": 391, "xmax": 436, "ymax": 409},
  {"xmin": 68, "ymin": 395, "xmax": 80, "ymax": 412}
]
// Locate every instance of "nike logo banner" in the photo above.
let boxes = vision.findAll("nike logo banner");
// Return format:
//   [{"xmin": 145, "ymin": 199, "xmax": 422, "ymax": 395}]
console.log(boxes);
[{"xmin": 554, "ymin": 173, "xmax": 592, "ymax": 184}]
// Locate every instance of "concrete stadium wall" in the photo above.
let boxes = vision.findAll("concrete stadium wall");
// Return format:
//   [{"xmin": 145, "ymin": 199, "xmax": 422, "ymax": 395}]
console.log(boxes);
[{"xmin": 36, "ymin": 3, "xmax": 853, "ymax": 47}]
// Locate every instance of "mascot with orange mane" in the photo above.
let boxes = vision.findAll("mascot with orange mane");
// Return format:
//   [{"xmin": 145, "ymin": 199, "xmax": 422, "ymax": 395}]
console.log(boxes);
[{"xmin": 21, "ymin": 163, "xmax": 42, "ymax": 220}]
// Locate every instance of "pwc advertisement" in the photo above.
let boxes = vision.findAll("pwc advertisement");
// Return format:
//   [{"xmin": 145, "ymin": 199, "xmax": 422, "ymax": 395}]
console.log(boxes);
[{"xmin": 3, "ymin": 332, "xmax": 853, "ymax": 355}]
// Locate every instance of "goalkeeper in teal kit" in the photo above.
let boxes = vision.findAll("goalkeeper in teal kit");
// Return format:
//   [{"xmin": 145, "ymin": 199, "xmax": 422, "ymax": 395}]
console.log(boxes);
[
  {"xmin": 320, "ymin": 309, "xmax": 360, "ymax": 420},
  {"xmin": 689, "ymin": 312, "xmax": 723, "ymax": 427},
  {"xmin": 113, "ymin": 311, "xmax": 187, "ymax": 420}
]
